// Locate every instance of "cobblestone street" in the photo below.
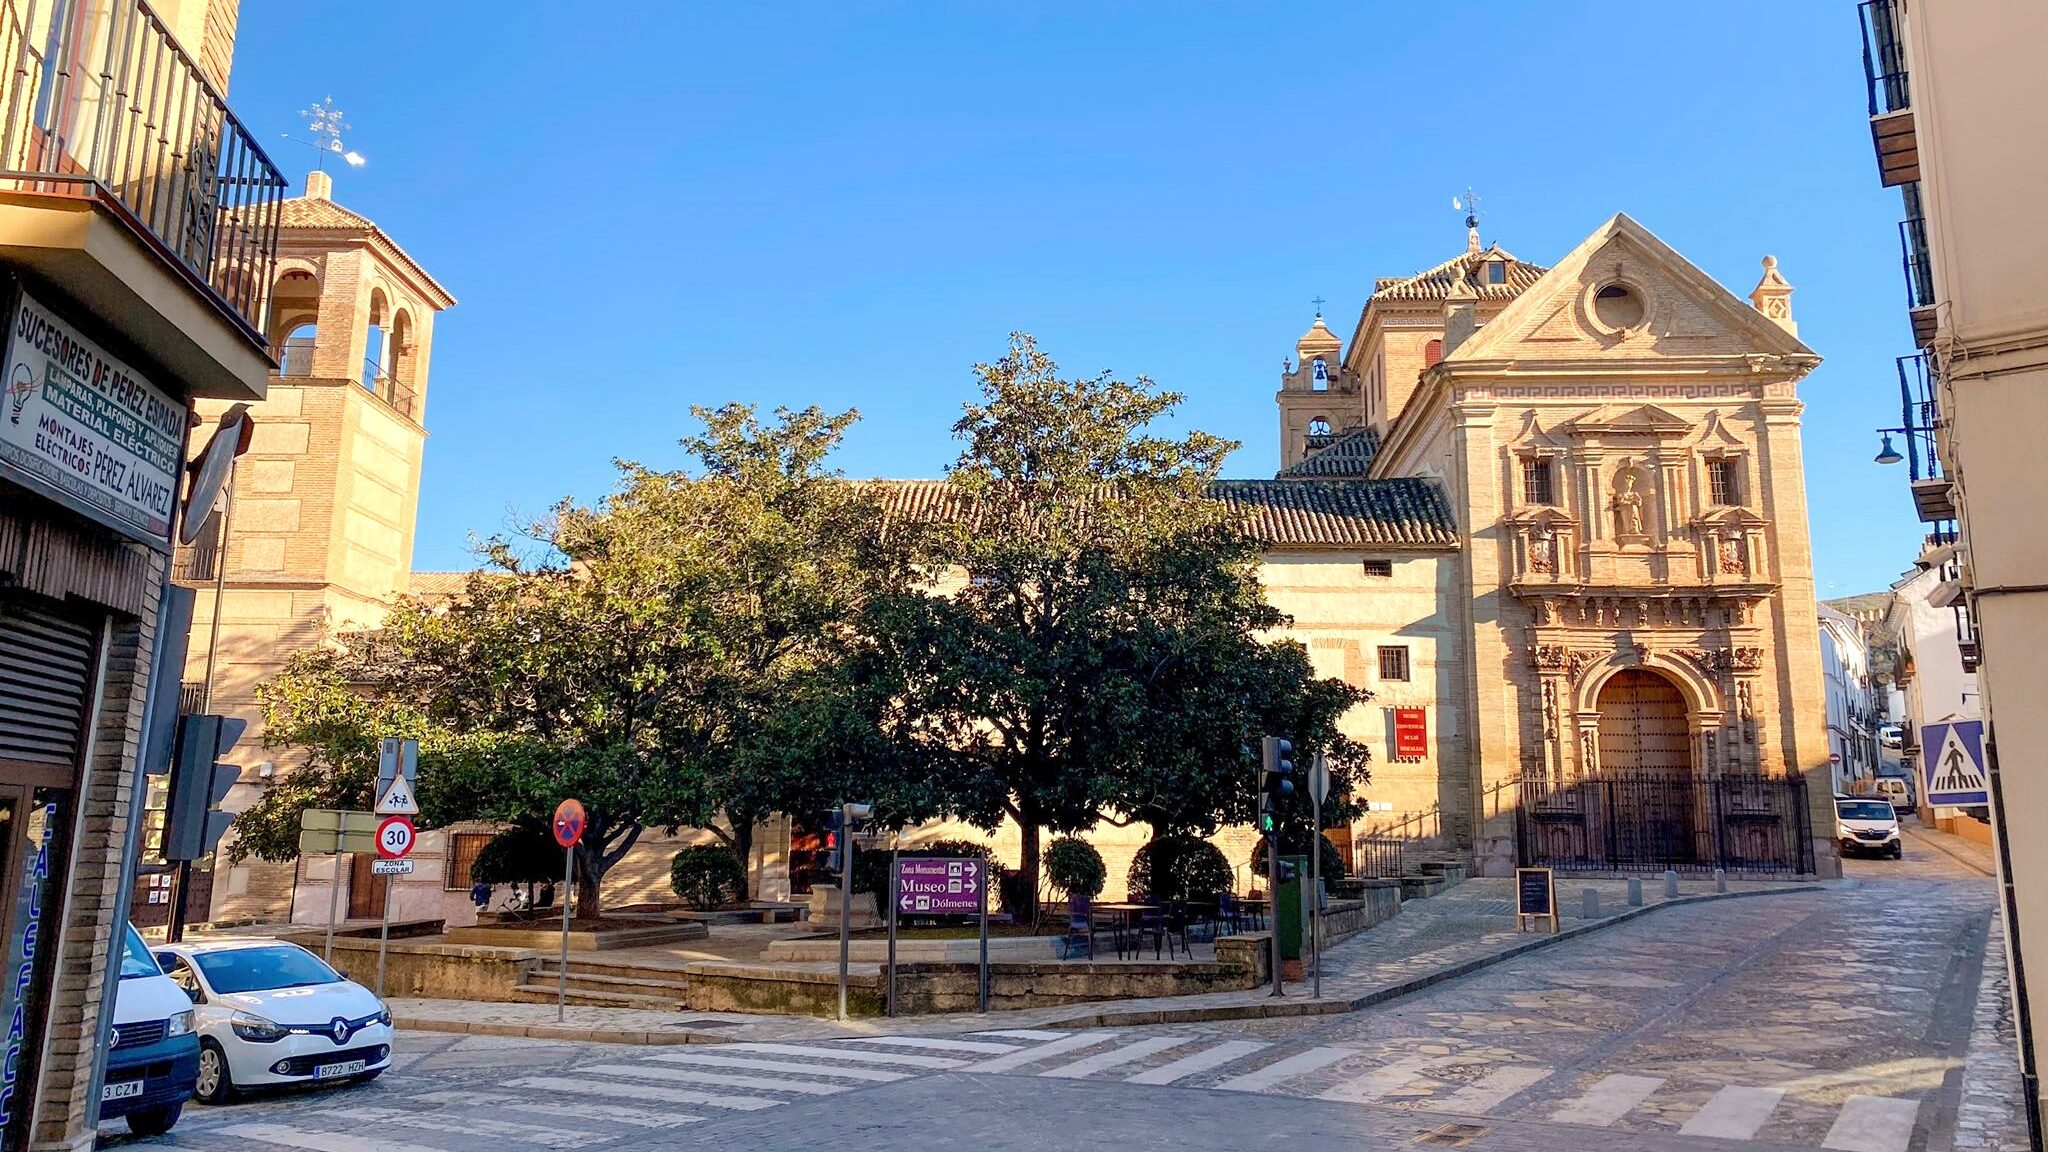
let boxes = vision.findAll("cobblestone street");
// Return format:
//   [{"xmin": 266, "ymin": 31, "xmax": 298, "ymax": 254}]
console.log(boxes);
[{"xmin": 105, "ymin": 827, "xmax": 2026, "ymax": 1152}]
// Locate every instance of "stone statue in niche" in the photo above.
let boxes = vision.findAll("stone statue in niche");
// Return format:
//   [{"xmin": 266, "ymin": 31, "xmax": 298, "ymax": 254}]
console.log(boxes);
[
  {"xmin": 1612, "ymin": 470, "xmax": 1649, "ymax": 539},
  {"xmin": 1718, "ymin": 534, "xmax": 1745, "ymax": 575}
]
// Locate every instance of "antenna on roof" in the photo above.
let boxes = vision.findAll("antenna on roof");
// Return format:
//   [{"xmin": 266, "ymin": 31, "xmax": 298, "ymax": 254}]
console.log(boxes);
[
  {"xmin": 281, "ymin": 96, "xmax": 367, "ymax": 172},
  {"xmin": 1452, "ymin": 188, "xmax": 1482, "ymax": 254}
]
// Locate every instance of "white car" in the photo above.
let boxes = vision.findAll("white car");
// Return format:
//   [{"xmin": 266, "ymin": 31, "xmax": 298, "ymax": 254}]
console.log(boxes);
[
  {"xmin": 1836, "ymin": 797, "xmax": 1905, "ymax": 860},
  {"xmin": 153, "ymin": 939, "xmax": 393, "ymax": 1104}
]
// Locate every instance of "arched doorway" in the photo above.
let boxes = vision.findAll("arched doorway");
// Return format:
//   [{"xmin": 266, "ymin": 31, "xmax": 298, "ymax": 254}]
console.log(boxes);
[{"xmin": 1595, "ymin": 669, "xmax": 1690, "ymax": 775}]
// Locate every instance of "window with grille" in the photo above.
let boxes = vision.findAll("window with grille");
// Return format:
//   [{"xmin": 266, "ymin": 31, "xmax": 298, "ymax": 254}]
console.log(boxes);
[
  {"xmin": 445, "ymin": 832, "xmax": 493, "ymax": 891},
  {"xmin": 1708, "ymin": 458, "xmax": 1741, "ymax": 506},
  {"xmin": 1378, "ymin": 645, "xmax": 1410, "ymax": 682},
  {"xmin": 1362, "ymin": 559, "xmax": 1393, "ymax": 578},
  {"xmin": 1521, "ymin": 457, "xmax": 1556, "ymax": 506}
]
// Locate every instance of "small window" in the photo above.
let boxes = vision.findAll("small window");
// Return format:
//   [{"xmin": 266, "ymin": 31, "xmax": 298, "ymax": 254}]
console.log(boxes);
[
  {"xmin": 445, "ymin": 832, "xmax": 493, "ymax": 891},
  {"xmin": 1378, "ymin": 645, "xmax": 1410, "ymax": 681},
  {"xmin": 1311, "ymin": 358, "xmax": 1329, "ymax": 392},
  {"xmin": 1307, "ymin": 417, "xmax": 1331, "ymax": 438},
  {"xmin": 1707, "ymin": 458, "xmax": 1741, "ymax": 506},
  {"xmin": 1362, "ymin": 559, "xmax": 1393, "ymax": 578},
  {"xmin": 1423, "ymin": 339, "xmax": 1443, "ymax": 367},
  {"xmin": 1593, "ymin": 283, "xmax": 1644, "ymax": 328},
  {"xmin": 1521, "ymin": 457, "xmax": 1556, "ymax": 506},
  {"xmin": 1485, "ymin": 260, "xmax": 1506, "ymax": 285}
]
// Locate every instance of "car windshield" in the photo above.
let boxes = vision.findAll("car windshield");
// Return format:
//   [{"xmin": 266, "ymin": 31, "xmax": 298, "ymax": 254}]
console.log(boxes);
[
  {"xmin": 190, "ymin": 946, "xmax": 341, "ymax": 994},
  {"xmin": 119, "ymin": 925, "xmax": 159, "ymax": 980},
  {"xmin": 1838, "ymin": 801, "xmax": 1896, "ymax": 822}
]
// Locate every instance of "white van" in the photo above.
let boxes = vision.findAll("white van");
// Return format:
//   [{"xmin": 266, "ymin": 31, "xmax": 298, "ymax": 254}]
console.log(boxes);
[
  {"xmin": 98, "ymin": 923, "xmax": 199, "ymax": 1137},
  {"xmin": 1874, "ymin": 775, "xmax": 1914, "ymax": 811}
]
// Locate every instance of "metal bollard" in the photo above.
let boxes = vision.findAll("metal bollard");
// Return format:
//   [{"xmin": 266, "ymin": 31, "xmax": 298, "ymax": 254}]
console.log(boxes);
[
  {"xmin": 1714, "ymin": 868, "xmax": 1727, "ymax": 894},
  {"xmin": 1582, "ymin": 888, "xmax": 1600, "ymax": 919},
  {"xmin": 1627, "ymin": 877, "xmax": 1643, "ymax": 907},
  {"xmin": 1664, "ymin": 869, "xmax": 1679, "ymax": 899}
]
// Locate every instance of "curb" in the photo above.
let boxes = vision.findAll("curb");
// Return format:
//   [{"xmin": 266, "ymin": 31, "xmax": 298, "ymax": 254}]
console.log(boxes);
[
  {"xmin": 394, "ymin": 1015, "xmax": 734, "ymax": 1046},
  {"xmin": 1041, "ymin": 883, "xmax": 1820, "ymax": 1030}
]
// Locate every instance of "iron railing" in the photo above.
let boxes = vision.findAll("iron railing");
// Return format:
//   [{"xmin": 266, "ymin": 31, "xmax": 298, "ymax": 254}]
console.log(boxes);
[
  {"xmin": 1858, "ymin": 0, "xmax": 1910, "ymax": 117},
  {"xmin": 171, "ymin": 507, "xmax": 219, "ymax": 582},
  {"xmin": 1515, "ymin": 772, "xmax": 1815, "ymax": 876},
  {"xmin": 1895, "ymin": 353, "xmax": 1941, "ymax": 483},
  {"xmin": 272, "ymin": 336, "xmax": 314, "ymax": 377},
  {"xmin": 0, "ymin": 0, "xmax": 286, "ymax": 336},
  {"xmin": 1353, "ymin": 836, "xmax": 1404, "ymax": 879},
  {"xmin": 1898, "ymin": 213, "xmax": 1935, "ymax": 311}
]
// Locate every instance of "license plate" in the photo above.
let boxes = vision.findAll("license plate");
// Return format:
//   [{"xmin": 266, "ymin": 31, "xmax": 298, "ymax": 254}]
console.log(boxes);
[
  {"xmin": 312, "ymin": 1059, "xmax": 366, "ymax": 1080},
  {"xmin": 101, "ymin": 1080, "xmax": 143, "ymax": 1102}
]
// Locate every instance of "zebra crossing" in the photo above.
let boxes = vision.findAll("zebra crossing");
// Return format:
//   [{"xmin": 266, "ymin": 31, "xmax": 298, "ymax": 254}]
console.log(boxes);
[{"xmin": 184, "ymin": 1028, "xmax": 1926, "ymax": 1152}]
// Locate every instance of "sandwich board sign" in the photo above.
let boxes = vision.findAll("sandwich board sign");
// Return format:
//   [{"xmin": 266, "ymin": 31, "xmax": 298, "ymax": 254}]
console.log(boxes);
[{"xmin": 1921, "ymin": 719, "xmax": 1989, "ymax": 806}]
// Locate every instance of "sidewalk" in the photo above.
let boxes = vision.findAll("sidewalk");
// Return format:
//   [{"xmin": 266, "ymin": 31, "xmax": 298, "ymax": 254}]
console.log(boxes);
[
  {"xmin": 389, "ymin": 872, "xmax": 1820, "ymax": 1045},
  {"xmin": 1903, "ymin": 814, "xmax": 1998, "ymax": 876}
]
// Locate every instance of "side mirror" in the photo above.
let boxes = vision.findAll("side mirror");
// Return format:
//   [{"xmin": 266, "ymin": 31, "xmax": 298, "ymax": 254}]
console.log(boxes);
[{"xmin": 182, "ymin": 985, "xmax": 200, "ymax": 1004}]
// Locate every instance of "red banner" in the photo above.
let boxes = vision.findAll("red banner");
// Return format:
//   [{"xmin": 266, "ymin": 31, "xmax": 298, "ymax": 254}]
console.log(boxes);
[{"xmin": 1393, "ymin": 708, "xmax": 1428, "ymax": 760}]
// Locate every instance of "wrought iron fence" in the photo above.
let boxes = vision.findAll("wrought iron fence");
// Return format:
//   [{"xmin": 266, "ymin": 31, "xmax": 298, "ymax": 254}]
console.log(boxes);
[
  {"xmin": 1895, "ymin": 353, "xmax": 1941, "ymax": 483},
  {"xmin": 0, "ymin": 0, "xmax": 286, "ymax": 335},
  {"xmin": 1516, "ymin": 773, "xmax": 1814, "ymax": 876},
  {"xmin": 1858, "ymin": 0, "xmax": 1910, "ymax": 117},
  {"xmin": 1898, "ymin": 214, "xmax": 1935, "ymax": 311},
  {"xmin": 1353, "ymin": 836, "xmax": 1404, "ymax": 879}
]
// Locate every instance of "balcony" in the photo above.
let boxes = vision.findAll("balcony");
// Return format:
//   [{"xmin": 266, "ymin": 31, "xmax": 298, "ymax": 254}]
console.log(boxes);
[
  {"xmin": 1892, "ymin": 353, "xmax": 1955, "ymax": 523},
  {"xmin": 1859, "ymin": 0, "xmax": 1918, "ymax": 187},
  {"xmin": 0, "ymin": 0, "xmax": 286, "ymax": 351},
  {"xmin": 274, "ymin": 335, "xmax": 315, "ymax": 377},
  {"xmin": 1898, "ymin": 209, "xmax": 1937, "ymax": 346}
]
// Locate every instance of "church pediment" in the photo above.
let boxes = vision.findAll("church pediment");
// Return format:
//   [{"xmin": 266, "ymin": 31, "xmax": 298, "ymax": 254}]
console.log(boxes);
[
  {"xmin": 1558, "ymin": 404, "xmax": 1691, "ymax": 438},
  {"xmin": 1442, "ymin": 214, "xmax": 1816, "ymax": 367}
]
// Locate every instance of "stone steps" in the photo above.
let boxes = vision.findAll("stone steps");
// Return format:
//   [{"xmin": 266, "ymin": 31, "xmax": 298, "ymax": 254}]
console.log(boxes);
[
  {"xmin": 513, "ymin": 960, "xmax": 694, "ymax": 1009},
  {"xmin": 506, "ymin": 982, "xmax": 684, "ymax": 1010}
]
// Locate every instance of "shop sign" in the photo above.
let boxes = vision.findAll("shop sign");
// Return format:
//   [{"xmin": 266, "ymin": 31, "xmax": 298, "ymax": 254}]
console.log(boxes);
[{"xmin": 0, "ymin": 291, "xmax": 185, "ymax": 548}]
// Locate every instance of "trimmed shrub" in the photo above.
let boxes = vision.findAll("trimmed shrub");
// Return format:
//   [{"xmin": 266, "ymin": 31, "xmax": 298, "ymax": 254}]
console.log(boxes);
[
  {"xmin": 669, "ymin": 844, "xmax": 747, "ymax": 909},
  {"xmin": 1044, "ymin": 837, "xmax": 1107, "ymax": 900},
  {"xmin": 1127, "ymin": 835, "xmax": 1233, "ymax": 904}
]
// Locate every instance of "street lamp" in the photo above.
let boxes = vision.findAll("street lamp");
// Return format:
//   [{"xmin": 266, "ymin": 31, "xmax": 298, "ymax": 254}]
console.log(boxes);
[{"xmin": 1873, "ymin": 433, "xmax": 1904, "ymax": 466}]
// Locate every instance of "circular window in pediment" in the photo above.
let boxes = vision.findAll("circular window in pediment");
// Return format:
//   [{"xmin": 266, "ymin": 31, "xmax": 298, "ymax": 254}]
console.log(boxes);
[{"xmin": 1592, "ymin": 283, "xmax": 1645, "ymax": 330}]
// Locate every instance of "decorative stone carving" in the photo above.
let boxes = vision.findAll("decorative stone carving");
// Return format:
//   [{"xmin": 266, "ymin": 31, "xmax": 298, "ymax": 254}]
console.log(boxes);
[
  {"xmin": 1542, "ymin": 680, "xmax": 1560, "ymax": 739},
  {"xmin": 1736, "ymin": 681, "xmax": 1756, "ymax": 743},
  {"xmin": 1634, "ymin": 599, "xmax": 1650, "ymax": 627},
  {"xmin": 1705, "ymin": 729, "xmax": 1719, "ymax": 771},
  {"xmin": 1631, "ymin": 642, "xmax": 1650, "ymax": 663},
  {"xmin": 1580, "ymin": 728, "xmax": 1599, "ymax": 774},
  {"xmin": 1730, "ymin": 646, "xmax": 1764, "ymax": 671},
  {"xmin": 1534, "ymin": 644, "xmax": 1569, "ymax": 670},
  {"xmin": 1530, "ymin": 527, "xmax": 1556, "ymax": 573},
  {"xmin": 1678, "ymin": 647, "xmax": 1730, "ymax": 676},
  {"xmin": 1613, "ymin": 471, "xmax": 1647, "ymax": 538},
  {"xmin": 1718, "ymin": 534, "xmax": 1745, "ymax": 575}
]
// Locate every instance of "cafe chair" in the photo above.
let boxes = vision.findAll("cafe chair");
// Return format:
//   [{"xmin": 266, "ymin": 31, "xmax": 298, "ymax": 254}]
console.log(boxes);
[{"xmin": 1059, "ymin": 895, "xmax": 1095, "ymax": 960}]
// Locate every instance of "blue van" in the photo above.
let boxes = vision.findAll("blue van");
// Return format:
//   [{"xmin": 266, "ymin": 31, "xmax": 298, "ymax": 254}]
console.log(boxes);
[{"xmin": 98, "ymin": 923, "xmax": 199, "ymax": 1136}]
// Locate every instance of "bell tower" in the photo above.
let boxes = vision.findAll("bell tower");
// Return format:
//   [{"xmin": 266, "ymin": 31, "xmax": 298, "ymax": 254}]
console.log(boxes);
[
  {"xmin": 1276, "ymin": 308, "xmax": 1355, "ymax": 466},
  {"xmin": 177, "ymin": 171, "xmax": 455, "ymax": 921}
]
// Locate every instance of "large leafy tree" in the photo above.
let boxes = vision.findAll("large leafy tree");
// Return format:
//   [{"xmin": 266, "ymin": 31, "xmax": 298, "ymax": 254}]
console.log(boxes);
[{"xmin": 888, "ymin": 334, "xmax": 1368, "ymax": 915}]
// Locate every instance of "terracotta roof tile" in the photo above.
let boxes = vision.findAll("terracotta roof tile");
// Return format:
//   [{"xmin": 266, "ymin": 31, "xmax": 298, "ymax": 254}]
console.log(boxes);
[
  {"xmin": 1373, "ymin": 245, "xmax": 1547, "ymax": 302},
  {"xmin": 271, "ymin": 194, "xmax": 455, "ymax": 307},
  {"xmin": 868, "ymin": 477, "xmax": 1456, "ymax": 551},
  {"xmin": 1280, "ymin": 426, "xmax": 1379, "ymax": 478}
]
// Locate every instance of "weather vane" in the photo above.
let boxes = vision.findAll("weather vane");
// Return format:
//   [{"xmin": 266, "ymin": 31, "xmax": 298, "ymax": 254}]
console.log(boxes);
[
  {"xmin": 1452, "ymin": 187, "xmax": 1481, "ymax": 231},
  {"xmin": 282, "ymin": 96, "xmax": 365, "ymax": 172}
]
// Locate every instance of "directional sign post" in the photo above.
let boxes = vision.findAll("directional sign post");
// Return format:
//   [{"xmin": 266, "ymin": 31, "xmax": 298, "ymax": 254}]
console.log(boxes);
[
  {"xmin": 552, "ymin": 799, "xmax": 586, "ymax": 1022},
  {"xmin": 892, "ymin": 857, "xmax": 991, "ymax": 1011},
  {"xmin": 885, "ymin": 850, "xmax": 900, "ymax": 1017},
  {"xmin": 300, "ymin": 809, "xmax": 377, "ymax": 964},
  {"xmin": 1921, "ymin": 719, "xmax": 1989, "ymax": 807}
]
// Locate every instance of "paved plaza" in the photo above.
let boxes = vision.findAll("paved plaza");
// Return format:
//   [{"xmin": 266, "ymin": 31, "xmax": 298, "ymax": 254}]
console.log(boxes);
[{"xmin": 105, "ymin": 825, "xmax": 2025, "ymax": 1152}]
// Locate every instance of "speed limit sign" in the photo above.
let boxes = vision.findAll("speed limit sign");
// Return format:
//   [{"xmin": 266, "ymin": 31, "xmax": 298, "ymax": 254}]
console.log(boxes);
[{"xmin": 376, "ymin": 816, "xmax": 415, "ymax": 860}]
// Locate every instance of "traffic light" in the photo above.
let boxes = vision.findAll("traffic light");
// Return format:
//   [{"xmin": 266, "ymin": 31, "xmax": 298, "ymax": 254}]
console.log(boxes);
[
  {"xmin": 819, "ymin": 809, "xmax": 845, "ymax": 874},
  {"xmin": 162, "ymin": 714, "xmax": 248, "ymax": 861},
  {"xmin": 1258, "ymin": 736, "xmax": 1295, "ymax": 834}
]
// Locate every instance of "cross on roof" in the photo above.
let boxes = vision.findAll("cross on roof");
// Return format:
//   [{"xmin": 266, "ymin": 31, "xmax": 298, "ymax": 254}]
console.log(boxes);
[{"xmin": 1311, "ymin": 295, "xmax": 1326, "ymax": 317}]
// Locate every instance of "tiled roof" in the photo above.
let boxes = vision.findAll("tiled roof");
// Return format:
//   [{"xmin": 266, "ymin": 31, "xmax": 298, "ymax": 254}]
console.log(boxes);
[
  {"xmin": 406, "ymin": 571, "xmax": 478, "ymax": 601},
  {"xmin": 278, "ymin": 197, "xmax": 376, "ymax": 230},
  {"xmin": 272, "ymin": 194, "xmax": 455, "ymax": 307},
  {"xmin": 1280, "ymin": 426, "xmax": 1379, "ymax": 478},
  {"xmin": 869, "ymin": 478, "xmax": 1457, "ymax": 551},
  {"xmin": 1372, "ymin": 245, "xmax": 1548, "ymax": 302}
]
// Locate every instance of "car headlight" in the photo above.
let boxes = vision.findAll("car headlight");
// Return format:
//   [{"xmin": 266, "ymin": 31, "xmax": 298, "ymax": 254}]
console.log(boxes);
[
  {"xmin": 229, "ymin": 1011, "xmax": 287, "ymax": 1043},
  {"xmin": 376, "ymin": 1004, "xmax": 391, "ymax": 1027},
  {"xmin": 166, "ymin": 1010, "xmax": 195, "ymax": 1038}
]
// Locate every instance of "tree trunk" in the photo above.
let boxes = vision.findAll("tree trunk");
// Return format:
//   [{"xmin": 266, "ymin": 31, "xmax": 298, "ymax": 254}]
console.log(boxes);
[
  {"xmin": 731, "ymin": 817, "xmax": 756, "ymax": 901},
  {"xmin": 574, "ymin": 857, "xmax": 603, "ymax": 922},
  {"xmin": 1018, "ymin": 816, "xmax": 1042, "ymax": 923}
]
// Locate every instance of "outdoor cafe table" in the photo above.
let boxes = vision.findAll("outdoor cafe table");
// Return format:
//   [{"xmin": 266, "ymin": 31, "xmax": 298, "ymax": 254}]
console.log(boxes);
[{"xmin": 1089, "ymin": 902, "xmax": 1158, "ymax": 958}]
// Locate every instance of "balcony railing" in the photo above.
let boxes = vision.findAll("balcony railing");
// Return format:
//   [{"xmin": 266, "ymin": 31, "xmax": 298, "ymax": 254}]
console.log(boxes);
[
  {"xmin": 1894, "ymin": 354, "xmax": 1940, "ymax": 483},
  {"xmin": 0, "ymin": 0, "xmax": 287, "ymax": 336},
  {"xmin": 1858, "ymin": 0, "xmax": 1910, "ymax": 116},
  {"xmin": 1898, "ymin": 215, "xmax": 1934, "ymax": 311},
  {"xmin": 273, "ymin": 336, "xmax": 314, "ymax": 377}
]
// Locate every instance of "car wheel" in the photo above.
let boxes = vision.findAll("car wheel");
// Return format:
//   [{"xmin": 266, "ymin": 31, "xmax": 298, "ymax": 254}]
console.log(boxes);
[
  {"xmin": 194, "ymin": 1040, "xmax": 237, "ymax": 1105},
  {"xmin": 1891, "ymin": 846, "xmax": 1904, "ymax": 860},
  {"xmin": 350, "ymin": 1068, "xmax": 384, "ymax": 1085},
  {"xmin": 125, "ymin": 1102, "xmax": 182, "ymax": 1137}
]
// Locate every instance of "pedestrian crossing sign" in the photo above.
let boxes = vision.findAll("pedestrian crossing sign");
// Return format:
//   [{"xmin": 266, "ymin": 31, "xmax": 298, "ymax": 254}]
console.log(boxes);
[{"xmin": 1920, "ymin": 719, "xmax": 1988, "ymax": 806}]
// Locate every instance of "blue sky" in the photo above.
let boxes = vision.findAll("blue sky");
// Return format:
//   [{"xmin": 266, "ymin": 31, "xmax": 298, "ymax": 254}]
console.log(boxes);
[{"xmin": 230, "ymin": 3, "xmax": 1918, "ymax": 597}]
